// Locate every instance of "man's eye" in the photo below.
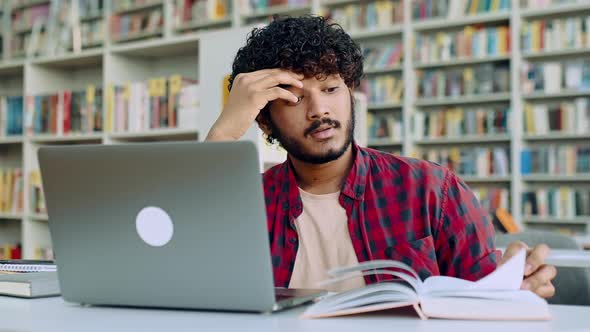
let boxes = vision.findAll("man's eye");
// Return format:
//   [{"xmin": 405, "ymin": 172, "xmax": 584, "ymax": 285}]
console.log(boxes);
[
  {"xmin": 325, "ymin": 87, "xmax": 339, "ymax": 93},
  {"xmin": 288, "ymin": 95, "xmax": 304, "ymax": 106}
]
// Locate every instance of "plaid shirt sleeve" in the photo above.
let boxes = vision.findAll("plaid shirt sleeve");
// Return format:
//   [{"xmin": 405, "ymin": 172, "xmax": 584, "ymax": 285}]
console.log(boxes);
[{"xmin": 433, "ymin": 170, "xmax": 501, "ymax": 281}]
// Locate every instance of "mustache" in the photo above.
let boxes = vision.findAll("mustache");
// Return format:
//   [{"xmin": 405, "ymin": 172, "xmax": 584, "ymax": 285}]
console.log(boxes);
[{"xmin": 304, "ymin": 118, "xmax": 341, "ymax": 137}]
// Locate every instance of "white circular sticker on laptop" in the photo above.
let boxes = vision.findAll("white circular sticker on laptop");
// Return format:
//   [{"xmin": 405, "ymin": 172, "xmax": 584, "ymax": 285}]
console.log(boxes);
[{"xmin": 136, "ymin": 206, "xmax": 174, "ymax": 247}]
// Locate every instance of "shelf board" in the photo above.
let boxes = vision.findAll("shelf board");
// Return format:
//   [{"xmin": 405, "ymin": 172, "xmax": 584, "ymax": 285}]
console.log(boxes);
[
  {"xmin": 175, "ymin": 17, "xmax": 232, "ymax": 32},
  {"xmin": 524, "ymin": 216, "xmax": 590, "ymax": 225},
  {"xmin": 112, "ymin": 1, "xmax": 163, "ymax": 15},
  {"xmin": 0, "ymin": 212, "xmax": 24, "ymax": 220},
  {"xmin": 111, "ymin": 29, "xmax": 164, "ymax": 44},
  {"xmin": 320, "ymin": 0, "xmax": 358, "ymax": 6},
  {"xmin": 415, "ymin": 93, "xmax": 511, "ymax": 107},
  {"xmin": 80, "ymin": 13, "xmax": 104, "ymax": 22},
  {"xmin": 367, "ymin": 138, "xmax": 402, "ymax": 147},
  {"xmin": 364, "ymin": 66, "xmax": 403, "ymax": 75},
  {"xmin": 108, "ymin": 128, "xmax": 199, "ymax": 141},
  {"xmin": 349, "ymin": 25, "xmax": 403, "ymax": 40},
  {"xmin": 0, "ymin": 60, "xmax": 24, "ymax": 75},
  {"xmin": 414, "ymin": 55, "xmax": 510, "ymax": 69},
  {"xmin": 460, "ymin": 175, "xmax": 511, "ymax": 183},
  {"xmin": 414, "ymin": 134, "xmax": 511, "ymax": 145},
  {"xmin": 242, "ymin": 4, "xmax": 312, "ymax": 20},
  {"xmin": 367, "ymin": 102, "xmax": 403, "ymax": 110},
  {"xmin": 522, "ymin": 48, "xmax": 590, "ymax": 60},
  {"xmin": 29, "ymin": 133, "xmax": 103, "ymax": 143},
  {"xmin": 523, "ymin": 90, "xmax": 590, "ymax": 100},
  {"xmin": 0, "ymin": 136, "xmax": 24, "ymax": 145},
  {"xmin": 110, "ymin": 34, "xmax": 199, "ymax": 57},
  {"xmin": 31, "ymin": 49, "xmax": 103, "ymax": 68},
  {"xmin": 413, "ymin": 11, "xmax": 510, "ymax": 31},
  {"xmin": 523, "ymin": 133, "xmax": 590, "ymax": 141},
  {"xmin": 522, "ymin": 174, "xmax": 590, "ymax": 182},
  {"xmin": 10, "ymin": 0, "xmax": 51, "ymax": 11},
  {"xmin": 521, "ymin": 3, "xmax": 590, "ymax": 19},
  {"xmin": 29, "ymin": 213, "xmax": 49, "ymax": 221},
  {"xmin": 12, "ymin": 25, "xmax": 35, "ymax": 34}
]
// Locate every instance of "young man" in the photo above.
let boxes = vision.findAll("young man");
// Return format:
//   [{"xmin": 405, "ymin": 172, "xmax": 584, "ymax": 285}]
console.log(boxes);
[{"xmin": 207, "ymin": 16, "xmax": 556, "ymax": 297}]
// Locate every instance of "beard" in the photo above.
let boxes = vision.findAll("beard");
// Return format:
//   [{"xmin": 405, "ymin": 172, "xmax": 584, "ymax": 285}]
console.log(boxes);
[{"xmin": 268, "ymin": 110, "xmax": 355, "ymax": 165}]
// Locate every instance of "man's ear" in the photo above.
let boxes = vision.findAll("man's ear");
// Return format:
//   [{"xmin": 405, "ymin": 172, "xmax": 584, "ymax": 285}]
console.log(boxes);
[{"xmin": 256, "ymin": 112, "xmax": 272, "ymax": 136}]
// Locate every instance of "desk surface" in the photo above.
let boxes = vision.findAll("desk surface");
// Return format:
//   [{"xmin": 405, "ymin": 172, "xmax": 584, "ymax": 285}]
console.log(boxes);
[{"xmin": 1, "ymin": 297, "xmax": 589, "ymax": 332}]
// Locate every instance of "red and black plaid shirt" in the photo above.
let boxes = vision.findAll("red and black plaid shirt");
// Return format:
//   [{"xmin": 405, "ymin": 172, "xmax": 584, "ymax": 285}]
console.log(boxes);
[{"xmin": 263, "ymin": 143, "xmax": 501, "ymax": 288}]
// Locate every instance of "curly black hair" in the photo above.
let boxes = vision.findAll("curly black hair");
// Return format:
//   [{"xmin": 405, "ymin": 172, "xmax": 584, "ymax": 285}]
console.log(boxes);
[{"xmin": 229, "ymin": 15, "xmax": 363, "ymax": 144}]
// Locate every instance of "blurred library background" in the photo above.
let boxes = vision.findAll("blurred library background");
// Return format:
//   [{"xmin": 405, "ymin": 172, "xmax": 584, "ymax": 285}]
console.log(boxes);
[{"xmin": 0, "ymin": 0, "xmax": 589, "ymax": 260}]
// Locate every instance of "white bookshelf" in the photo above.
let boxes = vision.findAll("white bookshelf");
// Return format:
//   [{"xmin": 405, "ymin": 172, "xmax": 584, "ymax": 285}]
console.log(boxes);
[{"xmin": 1, "ymin": 0, "xmax": 590, "ymax": 258}]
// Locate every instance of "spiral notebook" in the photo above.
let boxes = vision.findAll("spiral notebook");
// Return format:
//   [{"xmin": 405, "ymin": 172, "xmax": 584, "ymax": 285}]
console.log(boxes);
[{"xmin": 0, "ymin": 260, "xmax": 57, "ymax": 273}]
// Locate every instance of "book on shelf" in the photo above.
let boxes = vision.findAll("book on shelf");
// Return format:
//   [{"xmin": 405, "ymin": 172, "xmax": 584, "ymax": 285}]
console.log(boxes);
[
  {"xmin": 415, "ymin": 25, "xmax": 510, "ymax": 64},
  {"xmin": 78, "ymin": 0, "xmax": 104, "ymax": 48},
  {"xmin": 472, "ymin": 187, "xmax": 510, "ymax": 213},
  {"xmin": 413, "ymin": 106, "xmax": 510, "ymax": 139},
  {"xmin": 24, "ymin": 86, "xmax": 103, "ymax": 136},
  {"xmin": 416, "ymin": 63, "xmax": 510, "ymax": 99},
  {"xmin": 360, "ymin": 75, "xmax": 403, "ymax": 105},
  {"xmin": 522, "ymin": 187, "xmax": 590, "ymax": 219},
  {"xmin": 521, "ymin": 15, "xmax": 590, "ymax": 54},
  {"xmin": 523, "ymin": 97, "xmax": 589, "ymax": 135},
  {"xmin": 34, "ymin": 247, "xmax": 53, "ymax": 260},
  {"xmin": 363, "ymin": 43, "xmax": 403, "ymax": 71},
  {"xmin": 521, "ymin": 60, "xmax": 590, "ymax": 94},
  {"xmin": 239, "ymin": 0, "xmax": 309, "ymax": 16},
  {"xmin": 367, "ymin": 113, "xmax": 402, "ymax": 143},
  {"xmin": 0, "ymin": 96, "xmax": 24, "ymax": 137},
  {"xmin": 9, "ymin": 2, "xmax": 50, "ymax": 58},
  {"xmin": 106, "ymin": 75, "xmax": 199, "ymax": 133},
  {"xmin": 322, "ymin": 0, "xmax": 403, "ymax": 33},
  {"xmin": 418, "ymin": 147, "xmax": 510, "ymax": 177},
  {"xmin": 110, "ymin": 7, "xmax": 163, "ymax": 42},
  {"xmin": 29, "ymin": 170, "xmax": 46, "ymax": 216},
  {"xmin": 302, "ymin": 249, "xmax": 550, "ymax": 320},
  {"xmin": 0, "ymin": 168, "xmax": 24, "ymax": 215},
  {"xmin": 521, "ymin": 145, "xmax": 590, "ymax": 175},
  {"xmin": 112, "ymin": 0, "xmax": 163, "ymax": 12},
  {"xmin": 174, "ymin": 0, "xmax": 230, "ymax": 28},
  {"xmin": 0, "ymin": 245, "xmax": 22, "ymax": 260},
  {"xmin": 412, "ymin": 0, "xmax": 510, "ymax": 21},
  {"xmin": 0, "ymin": 272, "xmax": 60, "ymax": 299}
]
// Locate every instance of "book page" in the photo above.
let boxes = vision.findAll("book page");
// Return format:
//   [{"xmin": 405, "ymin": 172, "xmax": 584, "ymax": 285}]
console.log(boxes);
[{"xmin": 423, "ymin": 248, "xmax": 526, "ymax": 294}]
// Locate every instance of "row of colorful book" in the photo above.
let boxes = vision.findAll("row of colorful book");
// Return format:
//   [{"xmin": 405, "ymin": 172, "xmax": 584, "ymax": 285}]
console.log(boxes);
[
  {"xmin": 359, "ymin": 76, "xmax": 403, "ymax": 105},
  {"xmin": 0, "ymin": 168, "xmax": 24, "ymax": 215},
  {"xmin": 414, "ymin": 25, "xmax": 510, "ymax": 64},
  {"xmin": 521, "ymin": 145, "xmax": 590, "ymax": 175},
  {"xmin": 323, "ymin": 0, "xmax": 403, "ymax": 32},
  {"xmin": 521, "ymin": 60, "xmax": 590, "ymax": 94},
  {"xmin": 106, "ymin": 76, "xmax": 199, "ymax": 133},
  {"xmin": 412, "ymin": 0, "xmax": 510, "ymax": 20},
  {"xmin": 418, "ymin": 147, "xmax": 510, "ymax": 177},
  {"xmin": 363, "ymin": 44, "xmax": 403, "ymax": 71},
  {"xmin": 0, "ymin": 244, "xmax": 22, "ymax": 260},
  {"xmin": 522, "ymin": 187, "xmax": 590, "ymax": 218},
  {"xmin": 417, "ymin": 63, "xmax": 510, "ymax": 99},
  {"xmin": 0, "ymin": 96, "xmax": 24, "ymax": 137},
  {"xmin": 523, "ymin": 98, "xmax": 589, "ymax": 135},
  {"xmin": 413, "ymin": 106, "xmax": 510, "ymax": 139},
  {"xmin": 24, "ymin": 87, "xmax": 103, "ymax": 136},
  {"xmin": 522, "ymin": 15, "xmax": 590, "ymax": 54},
  {"xmin": 367, "ymin": 113, "xmax": 402, "ymax": 142},
  {"xmin": 174, "ymin": 0, "xmax": 230, "ymax": 27},
  {"xmin": 473, "ymin": 187, "xmax": 509, "ymax": 213},
  {"xmin": 110, "ymin": 9, "xmax": 163, "ymax": 41}
]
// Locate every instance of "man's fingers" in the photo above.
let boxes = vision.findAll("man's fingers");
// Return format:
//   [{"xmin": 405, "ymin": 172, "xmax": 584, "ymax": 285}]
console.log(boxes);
[
  {"xmin": 264, "ymin": 87, "xmax": 299, "ymax": 104},
  {"xmin": 530, "ymin": 283, "xmax": 556, "ymax": 299},
  {"xmin": 252, "ymin": 72, "xmax": 304, "ymax": 91},
  {"xmin": 499, "ymin": 241, "xmax": 529, "ymax": 266},
  {"xmin": 525, "ymin": 244, "xmax": 550, "ymax": 276},
  {"xmin": 521, "ymin": 264, "xmax": 557, "ymax": 291}
]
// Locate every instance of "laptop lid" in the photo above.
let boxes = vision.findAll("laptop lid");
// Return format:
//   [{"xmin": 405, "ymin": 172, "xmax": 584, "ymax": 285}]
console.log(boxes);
[{"xmin": 38, "ymin": 141, "xmax": 277, "ymax": 312}]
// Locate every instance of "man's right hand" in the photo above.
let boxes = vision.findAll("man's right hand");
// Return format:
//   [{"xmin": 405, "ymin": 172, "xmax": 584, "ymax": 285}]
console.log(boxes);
[{"xmin": 206, "ymin": 69, "xmax": 304, "ymax": 141}]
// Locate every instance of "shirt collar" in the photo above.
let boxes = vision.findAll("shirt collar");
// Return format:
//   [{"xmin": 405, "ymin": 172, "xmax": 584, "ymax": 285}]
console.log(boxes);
[{"xmin": 282, "ymin": 142, "xmax": 367, "ymax": 216}]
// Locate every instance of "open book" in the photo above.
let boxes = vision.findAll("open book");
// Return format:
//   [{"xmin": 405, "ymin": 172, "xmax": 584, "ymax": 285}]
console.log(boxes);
[{"xmin": 302, "ymin": 249, "xmax": 551, "ymax": 320}]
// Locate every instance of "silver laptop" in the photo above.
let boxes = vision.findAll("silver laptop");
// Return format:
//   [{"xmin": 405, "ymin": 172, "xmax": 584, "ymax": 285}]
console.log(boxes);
[{"xmin": 38, "ymin": 141, "xmax": 325, "ymax": 312}]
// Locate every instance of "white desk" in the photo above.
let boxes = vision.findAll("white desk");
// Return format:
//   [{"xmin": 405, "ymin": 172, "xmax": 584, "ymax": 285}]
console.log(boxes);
[{"xmin": 1, "ymin": 297, "xmax": 589, "ymax": 332}]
